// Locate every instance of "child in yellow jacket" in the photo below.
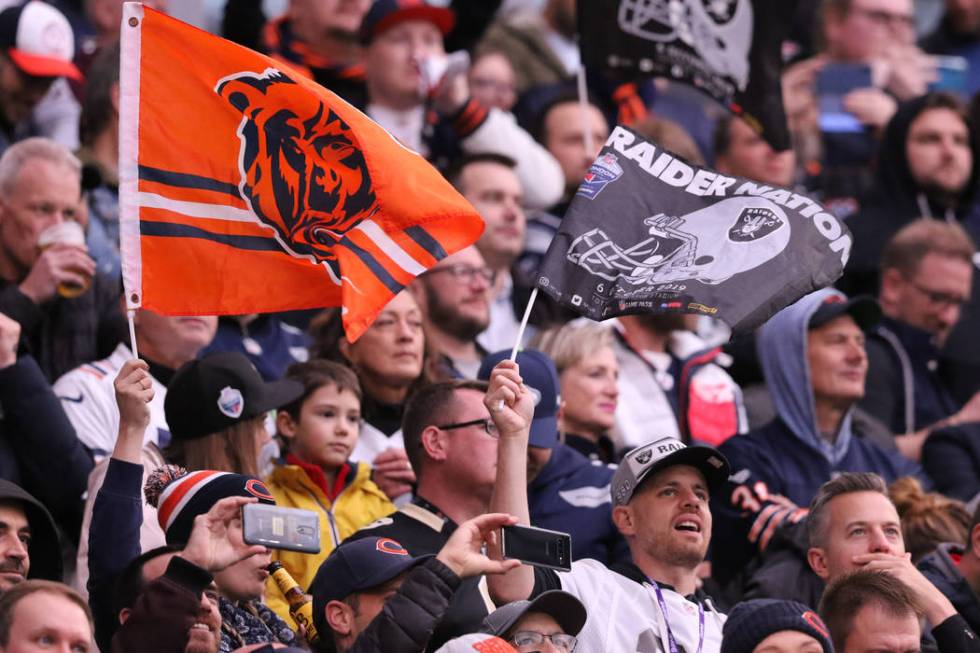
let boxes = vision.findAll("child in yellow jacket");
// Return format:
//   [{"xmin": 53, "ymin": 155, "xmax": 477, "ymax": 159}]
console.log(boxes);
[{"xmin": 264, "ymin": 360, "xmax": 394, "ymax": 625}]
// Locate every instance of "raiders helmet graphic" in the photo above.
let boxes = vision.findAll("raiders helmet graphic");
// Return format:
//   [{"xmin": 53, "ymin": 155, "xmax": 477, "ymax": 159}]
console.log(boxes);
[
  {"xmin": 617, "ymin": 0, "xmax": 753, "ymax": 91},
  {"xmin": 566, "ymin": 196, "xmax": 790, "ymax": 287}
]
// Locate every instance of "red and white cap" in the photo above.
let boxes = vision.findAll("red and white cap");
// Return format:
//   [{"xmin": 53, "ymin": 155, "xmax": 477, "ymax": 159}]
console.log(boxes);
[{"xmin": 0, "ymin": 1, "xmax": 80, "ymax": 81}]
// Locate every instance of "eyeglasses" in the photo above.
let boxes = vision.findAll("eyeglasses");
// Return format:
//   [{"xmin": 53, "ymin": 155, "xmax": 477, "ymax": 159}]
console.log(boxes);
[
  {"xmin": 907, "ymin": 279, "xmax": 969, "ymax": 309},
  {"xmin": 850, "ymin": 6, "xmax": 915, "ymax": 31},
  {"xmin": 421, "ymin": 264, "xmax": 496, "ymax": 285},
  {"xmin": 435, "ymin": 417, "xmax": 498, "ymax": 437},
  {"xmin": 511, "ymin": 631, "xmax": 578, "ymax": 652}
]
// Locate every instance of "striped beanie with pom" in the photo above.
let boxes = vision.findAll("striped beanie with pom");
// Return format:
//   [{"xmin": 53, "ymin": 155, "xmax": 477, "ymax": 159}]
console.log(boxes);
[{"xmin": 144, "ymin": 464, "xmax": 276, "ymax": 545}]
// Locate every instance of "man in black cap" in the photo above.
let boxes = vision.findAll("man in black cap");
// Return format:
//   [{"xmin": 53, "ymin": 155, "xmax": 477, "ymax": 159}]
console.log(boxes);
[
  {"xmin": 481, "ymin": 590, "xmax": 586, "ymax": 653},
  {"xmin": 485, "ymin": 358, "xmax": 731, "ymax": 653},
  {"xmin": 310, "ymin": 513, "xmax": 519, "ymax": 653},
  {"xmin": 710, "ymin": 289, "xmax": 925, "ymax": 591},
  {"xmin": 720, "ymin": 599, "xmax": 833, "ymax": 653},
  {"xmin": 0, "ymin": 478, "xmax": 62, "ymax": 590}
]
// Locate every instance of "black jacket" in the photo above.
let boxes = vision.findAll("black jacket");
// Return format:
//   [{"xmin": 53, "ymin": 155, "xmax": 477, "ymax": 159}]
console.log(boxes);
[
  {"xmin": 339, "ymin": 558, "xmax": 461, "ymax": 653},
  {"xmin": 0, "ymin": 354, "xmax": 92, "ymax": 540},
  {"xmin": 919, "ymin": 543, "xmax": 980, "ymax": 636},
  {"xmin": 742, "ymin": 520, "xmax": 824, "ymax": 609},
  {"xmin": 0, "ymin": 272, "xmax": 125, "ymax": 382},
  {"xmin": 922, "ymin": 422, "xmax": 980, "ymax": 501},
  {"xmin": 862, "ymin": 317, "xmax": 960, "ymax": 435},
  {"xmin": 0, "ymin": 478, "xmax": 61, "ymax": 581}
]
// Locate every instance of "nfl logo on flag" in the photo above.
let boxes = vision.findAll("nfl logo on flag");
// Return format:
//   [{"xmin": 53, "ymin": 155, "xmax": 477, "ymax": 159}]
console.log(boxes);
[{"xmin": 578, "ymin": 153, "xmax": 623, "ymax": 200}]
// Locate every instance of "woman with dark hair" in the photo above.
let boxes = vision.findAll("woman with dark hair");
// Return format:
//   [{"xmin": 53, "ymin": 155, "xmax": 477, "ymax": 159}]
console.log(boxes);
[{"xmin": 309, "ymin": 290, "xmax": 449, "ymax": 499}]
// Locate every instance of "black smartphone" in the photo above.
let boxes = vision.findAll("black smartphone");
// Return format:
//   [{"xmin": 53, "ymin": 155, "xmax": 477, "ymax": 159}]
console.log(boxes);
[
  {"xmin": 242, "ymin": 503, "xmax": 321, "ymax": 554},
  {"xmin": 501, "ymin": 524, "xmax": 572, "ymax": 571}
]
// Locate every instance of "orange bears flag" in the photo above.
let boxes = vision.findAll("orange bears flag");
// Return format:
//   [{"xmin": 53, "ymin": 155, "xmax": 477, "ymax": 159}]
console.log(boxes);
[{"xmin": 118, "ymin": 4, "xmax": 483, "ymax": 341}]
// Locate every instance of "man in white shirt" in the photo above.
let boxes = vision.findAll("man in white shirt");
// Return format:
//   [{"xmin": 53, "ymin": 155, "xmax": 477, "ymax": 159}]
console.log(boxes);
[{"xmin": 485, "ymin": 359, "xmax": 731, "ymax": 653}]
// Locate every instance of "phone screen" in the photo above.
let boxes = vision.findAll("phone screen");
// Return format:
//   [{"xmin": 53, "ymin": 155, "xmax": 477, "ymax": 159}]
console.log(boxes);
[
  {"xmin": 242, "ymin": 504, "xmax": 321, "ymax": 554},
  {"xmin": 501, "ymin": 524, "xmax": 572, "ymax": 571},
  {"xmin": 816, "ymin": 63, "xmax": 873, "ymax": 134}
]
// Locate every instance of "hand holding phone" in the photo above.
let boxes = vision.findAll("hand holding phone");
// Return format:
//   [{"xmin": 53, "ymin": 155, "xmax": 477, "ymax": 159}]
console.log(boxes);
[
  {"xmin": 501, "ymin": 524, "xmax": 572, "ymax": 571},
  {"xmin": 242, "ymin": 503, "xmax": 321, "ymax": 554}
]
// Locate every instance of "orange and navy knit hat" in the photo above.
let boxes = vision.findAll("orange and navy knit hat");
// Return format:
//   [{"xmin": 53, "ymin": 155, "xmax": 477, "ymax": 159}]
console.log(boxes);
[{"xmin": 144, "ymin": 465, "xmax": 275, "ymax": 545}]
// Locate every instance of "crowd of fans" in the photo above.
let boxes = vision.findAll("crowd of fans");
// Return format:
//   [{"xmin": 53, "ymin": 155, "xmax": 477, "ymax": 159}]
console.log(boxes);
[{"xmin": 2, "ymin": 0, "xmax": 980, "ymax": 651}]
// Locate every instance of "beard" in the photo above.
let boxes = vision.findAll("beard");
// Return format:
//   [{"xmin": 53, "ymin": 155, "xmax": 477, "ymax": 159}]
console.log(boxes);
[
  {"xmin": 424, "ymin": 283, "xmax": 488, "ymax": 341},
  {"xmin": 646, "ymin": 526, "xmax": 709, "ymax": 570}
]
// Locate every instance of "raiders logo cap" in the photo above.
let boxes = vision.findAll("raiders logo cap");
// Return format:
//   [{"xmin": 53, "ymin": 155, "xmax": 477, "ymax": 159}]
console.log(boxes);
[
  {"xmin": 0, "ymin": 1, "xmax": 80, "ymax": 80},
  {"xmin": 611, "ymin": 436, "xmax": 730, "ymax": 506},
  {"xmin": 165, "ymin": 351, "xmax": 303, "ymax": 440},
  {"xmin": 478, "ymin": 349, "xmax": 560, "ymax": 448}
]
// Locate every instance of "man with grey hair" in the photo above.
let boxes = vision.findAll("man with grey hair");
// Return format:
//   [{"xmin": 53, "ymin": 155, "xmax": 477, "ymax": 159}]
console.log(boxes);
[{"xmin": 0, "ymin": 137, "xmax": 124, "ymax": 381}]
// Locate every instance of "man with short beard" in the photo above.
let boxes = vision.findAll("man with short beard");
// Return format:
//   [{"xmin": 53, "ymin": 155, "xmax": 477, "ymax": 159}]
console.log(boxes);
[
  {"xmin": 0, "ymin": 480, "xmax": 61, "ymax": 592},
  {"xmin": 411, "ymin": 245, "xmax": 492, "ymax": 379},
  {"xmin": 611, "ymin": 313, "xmax": 746, "ymax": 452}
]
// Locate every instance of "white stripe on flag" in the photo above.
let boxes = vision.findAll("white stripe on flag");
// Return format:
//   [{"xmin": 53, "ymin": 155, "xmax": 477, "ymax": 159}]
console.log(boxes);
[
  {"xmin": 138, "ymin": 192, "xmax": 257, "ymax": 224},
  {"xmin": 353, "ymin": 219, "xmax": 427, "ymax": 276}
]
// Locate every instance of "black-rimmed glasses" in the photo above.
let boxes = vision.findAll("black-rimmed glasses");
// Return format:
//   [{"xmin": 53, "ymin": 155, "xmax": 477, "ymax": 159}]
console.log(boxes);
[{"xmin": 435, "ymin": 417, "xmax": 498, "ymax": 437}]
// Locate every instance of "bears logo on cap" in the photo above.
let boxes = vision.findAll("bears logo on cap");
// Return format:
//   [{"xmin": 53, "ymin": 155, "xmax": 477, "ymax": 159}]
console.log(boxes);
[
  {"xmin": 803, "ymin": 611, "xmax": 830, "ymax": 639},
  {"xmin": 245, "ymin": 479, "xmax": 274, "ymax": 501},
  {"xmin": 376, "ymin": 538, "xmax": 409, "ymax": 556}
]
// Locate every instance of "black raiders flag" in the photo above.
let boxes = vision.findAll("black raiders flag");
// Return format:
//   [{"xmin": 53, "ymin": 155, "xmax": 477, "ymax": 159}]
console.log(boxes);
[
  {"xmin": 535, "ymin": 125, "xmax": 850, "ymax": 334},
  {"xmin": 578, "ymin": 0, "xmax": 797, "ymax": 151}
]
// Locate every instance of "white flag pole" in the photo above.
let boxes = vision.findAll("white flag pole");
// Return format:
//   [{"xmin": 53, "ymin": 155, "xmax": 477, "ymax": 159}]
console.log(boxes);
[{"xmin": 127, "ymin": 309, "xmax": 139, "ymax": 359}]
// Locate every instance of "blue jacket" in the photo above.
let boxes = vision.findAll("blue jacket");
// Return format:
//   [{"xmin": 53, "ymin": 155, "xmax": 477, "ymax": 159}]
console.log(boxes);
[
  {"xmin": 710, "ymin": 289, "xmax": 926, "ymax": 585},
  {"xmin": 528, "ymin": 444, "xmax": 629, "ymax": 566},
  {"xmin": 201, "ymin": 315, "xmax": 309, "ymax": 382}
]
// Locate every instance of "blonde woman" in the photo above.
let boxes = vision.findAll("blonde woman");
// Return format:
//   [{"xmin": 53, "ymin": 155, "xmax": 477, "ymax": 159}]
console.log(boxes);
[{"xmin": 531, "ymin": 323, "xmax": 620, "ymax": 463}]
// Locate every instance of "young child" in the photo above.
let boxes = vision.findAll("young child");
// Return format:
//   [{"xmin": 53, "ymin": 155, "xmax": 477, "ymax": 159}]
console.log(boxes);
[{"xmin": 265, "ymin": 360, "xmax": 395, "ymax": 625}]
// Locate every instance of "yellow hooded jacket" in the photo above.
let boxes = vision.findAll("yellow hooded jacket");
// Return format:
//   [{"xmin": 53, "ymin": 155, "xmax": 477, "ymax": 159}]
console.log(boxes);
[{"xmin": 263, "ymin": 457, "xmax": 395, "ymax": 625}]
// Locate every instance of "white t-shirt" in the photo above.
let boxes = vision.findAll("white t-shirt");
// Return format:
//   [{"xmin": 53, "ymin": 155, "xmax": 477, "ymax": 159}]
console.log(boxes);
[
  {"xmin": 553, "ymin": 559, "xmax": 725, "ymax": 653},
  {"xmin": 53, "ymin": 343, "xmax": 170, "ymax": 462}
]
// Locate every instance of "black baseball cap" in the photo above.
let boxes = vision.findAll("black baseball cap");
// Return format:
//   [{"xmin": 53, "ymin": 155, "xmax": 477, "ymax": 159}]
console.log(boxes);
[
  {"xmin": 360, "ymin": 0, "xmax": 455, "ymax": 44},
  {"xmin": 808, "ymin": 293, "xmax": 881, "ymax": 332},
  {"xmin": 164, "ymin": 352, "xmax": 303, "ymax": 440},
  {"xmin": 309, "ymin": 537, "xmax": 431, "ymax": 637},
  {"xmin": 481, "ymin": 590, "xmax": 587, "ymax": 639}
]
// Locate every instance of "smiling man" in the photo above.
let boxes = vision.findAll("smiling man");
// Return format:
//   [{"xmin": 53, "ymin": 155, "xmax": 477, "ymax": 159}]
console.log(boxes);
[{"xmin": 485, "ymin": 356, "xmax": 731, "ymax": 653}]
